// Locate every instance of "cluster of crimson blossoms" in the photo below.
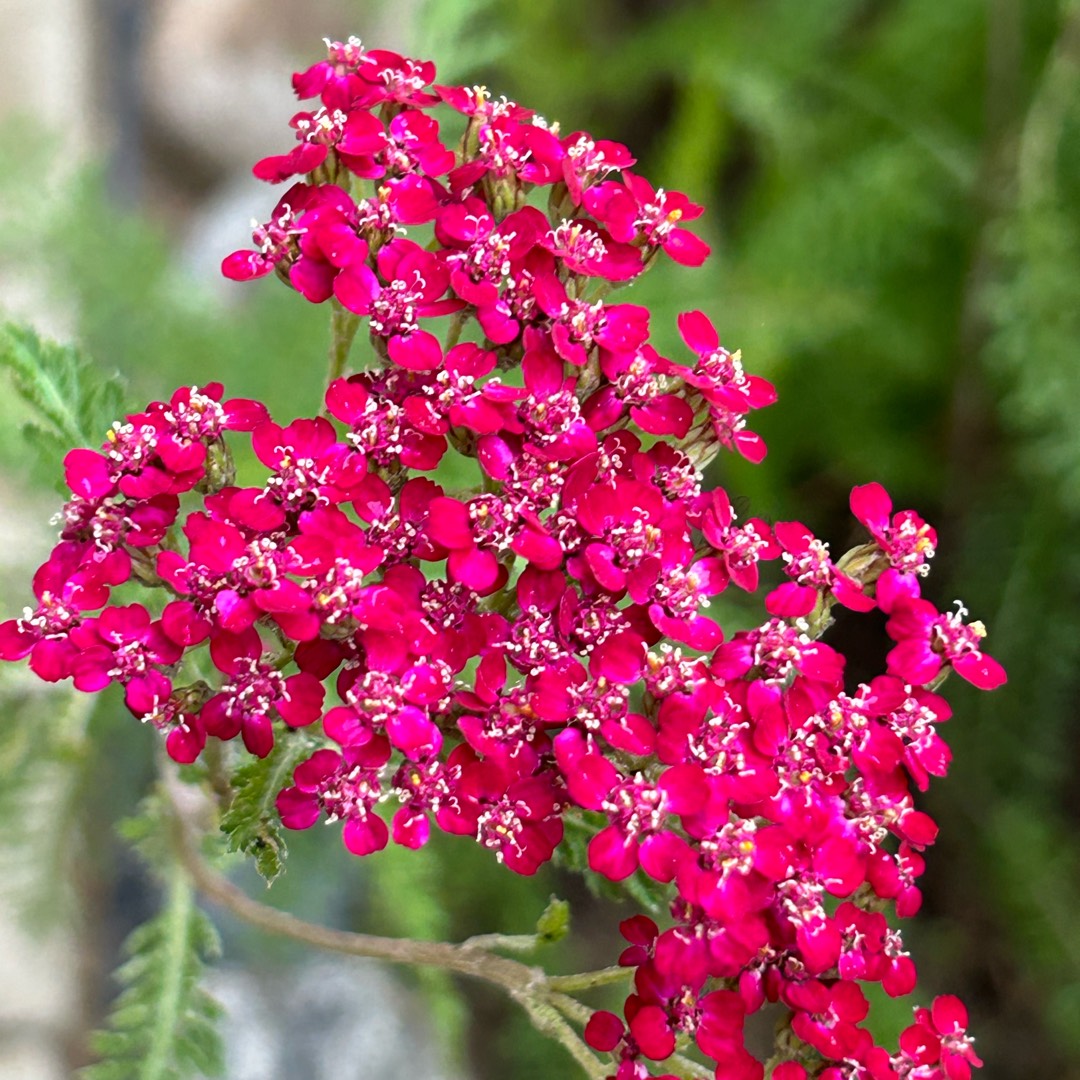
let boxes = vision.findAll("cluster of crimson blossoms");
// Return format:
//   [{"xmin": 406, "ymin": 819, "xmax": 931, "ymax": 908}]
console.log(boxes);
[{"xmin": 0, "ymin": 39, "xmax": 1005, "ymax": 1080}]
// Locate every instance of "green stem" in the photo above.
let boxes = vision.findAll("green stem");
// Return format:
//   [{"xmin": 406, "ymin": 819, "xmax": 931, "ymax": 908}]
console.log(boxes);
[
  {"xmin": 519, "ymin": 998, "xmax": 609, "ymax": 1080},
  {"xmin": 462, "ymin": 931, "xmax": 543, "ymax": 954},
  {"xmin": 667, "ymin": 1051, "xmax": 715, "ymax": 1080},
  {"xmin": 548, "ymin": 966, "xmax": 632, "ymax": 992},
  {"xmin": 162, "ymin": 774, "xmax": 611, "ymax": 1078},
  {"xmin": 444, "ymin": 308, "xmax": 470, "ymax": 350},
  {"xmin": 327, "ymin": 303, "xmax": 362, "ymax": 388}
]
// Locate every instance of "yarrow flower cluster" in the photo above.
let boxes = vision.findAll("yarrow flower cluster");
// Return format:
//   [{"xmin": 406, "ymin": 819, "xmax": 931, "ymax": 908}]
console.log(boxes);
[{"xmin": 1, "ymin": 39, "xmax": 1004, "ymax": 1080}]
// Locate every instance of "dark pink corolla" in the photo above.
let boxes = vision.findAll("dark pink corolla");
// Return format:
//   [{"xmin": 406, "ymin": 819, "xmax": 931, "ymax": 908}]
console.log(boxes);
[
  {"xmin": 389, "ymin": 755, "xmax": 460, "ymax": 849},
  {"xmin": 325, "ymin": 374, "xmax": 449, "ymax": 472},
  {"xmin": 647, "ymin": 554, "xmax": 729, "ymax": 651},
  {"xmin": 424, "ymin": 495, "xmax": 506, "ymax": 593},
  {"xmin": 696, "ymin": 487, "xmax": 778, "ymax": 593},
  {"xmin": 292, "ymin": 36, "xmax": 368, "ymax": 109},
  {"xmin": 156, "ymin": 513, "xmax": 315, "ymax": 641},
  {"xmin": 554, "ymin": 729, "xmax": 708, "ymax": 881},
  {"xmin": 437, "ymin": 752, "xmax": 564, "ymax": 875},
  {"xmin": 334, "ymin": 108, "xmax": 455, "ymax": 179},
  {"xmin": 437, "ymin": 202, "xmax": 547, "ymax": 344},
  {"xmin": 585, "ymin": 172, "xmax": 710, "ymax": 266},
  {"xmin": 863, "ymin": 676, "xmax": 953, "ymax": 792},
  {"xmin": 221, "ymin": 182, "xmax": 318, "ymax": 282},
  {"xmin": 64, "ymin": 383, "xmax": 265, "ymax": 505},
  {"xmin": 771, "ymin": 520, "xmax": 874, "ymax": 616},
  {"xmin": 66, "ymin": 603, "xmax": 181, "ymax": 712},
  {"xmin": 899, "ymin": 996, "xmax": 983, "ymax": 1080},
  {"xmin": 667, "ymin": 310, "xmax": 776, "ymax": 463},
  {"xmin": 326, "ymin": 660, "xmax": 446, "ymax": 763},
  {"xmin": 560, "ymin": 130, "xmax": 636, "ymax": 206},
  {"xmin": 584, "ymin": 1007, "xmax": 679, "ymax": 1072},
  {"xmin": 788, "ymin": 979, "xmax": 871, "ymax": 1061},
  {"xmin": 236, "ymin": 415, "xmax": 366, "ymax": 525},
  {"xmin": 334, "ymin": 237, "xmax": 463, "ymax": 365},
  {"xmin": 59, "ymin": 492, "xmax": 178, "ymax": 557},
  {"xmin": 836, "ymin": 902, "xmax": 917, "ymax": 997},
  {"xmin": 0, "ymin": 541, "xmax": 128, "ymax": 681},
  {"xmin": 349, "ymin": 49, "xmax": 439, "ymax": 109},
  {"xmin": 252, "ymin": 105, "xmax": 350, "ymax": 183},
  {"xmin": 201, "ymin": 629, "xmax": 324, "ymax": 757},
  {"xmin": 277, "ymin": 741, "xmax": 392, "ymax": 856},
  {"xmin": 851, "ymin": 483, "xmax": 937, "ymax": 580},
  {"xmin": 877, "ymin": 571, "xmax": 1006, "ymax": 690},
  {"xmin": 449, "ymin": 111, "xmax": 564, "ymax": 191},
  {"xmin": 532, "ymin": 279, "xmax": 650, "ymax": 369},
  {"xmin": 711, "ymin": 617, "xmax": 845, "ymax": 754},
  {"xmin": 542, "ymin": 218, "xmax": 642, "ymax": 281}
]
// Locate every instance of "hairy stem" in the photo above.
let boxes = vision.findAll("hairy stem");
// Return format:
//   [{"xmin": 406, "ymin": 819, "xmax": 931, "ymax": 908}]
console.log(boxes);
[
  {"xmin": 163, "ymin": 774, "xmax": 609, "ymax": 1075},
  {"xmin": 548, "ymin": 966, "xmax": 632, "ymax": 992}
]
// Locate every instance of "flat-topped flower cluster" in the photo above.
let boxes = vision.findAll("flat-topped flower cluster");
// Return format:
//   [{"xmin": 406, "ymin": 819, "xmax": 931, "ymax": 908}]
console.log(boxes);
[{"xmin": 0, "ymin": 38, "xmax": 1003, "ymax": 1080}]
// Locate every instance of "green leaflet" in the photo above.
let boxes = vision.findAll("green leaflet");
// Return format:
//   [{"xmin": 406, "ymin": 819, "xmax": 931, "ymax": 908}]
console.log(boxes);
[
  {"xmin": 219, "ymin": 735, "xmax": 313, "ymax": 885},
  {"xmin": 0, "ymin": 322, "xmax": 126, "ymax": 475},
  {"xmin": 81, "ymin": 864, "xmax": 225, "ymax": 1080},
  {"xmin": 0, "ymin": 673, "xmax": 95, "ymax": 930}
]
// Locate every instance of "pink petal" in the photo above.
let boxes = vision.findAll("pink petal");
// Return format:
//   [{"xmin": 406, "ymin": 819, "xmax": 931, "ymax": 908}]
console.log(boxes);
[
  {"xmin": 343, "ymin": 814, "xmax": 389, "ymax": 857},
  {"xmin": 850, "ymin": 482, "xmax": 892, "ymax": 532},
  {"xmin": 588, "ymin": 826, "xmax": 639, "ymax": 881}
]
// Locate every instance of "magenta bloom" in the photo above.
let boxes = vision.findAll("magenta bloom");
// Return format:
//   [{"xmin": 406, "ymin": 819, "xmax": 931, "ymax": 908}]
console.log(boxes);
[
  {"xmin": 334, "ymin": 237, "xmax": 463, "ymax": 365},
  {"xmin": 202, "ymin": 629, "xmax": 324, "ymax": 757},
  {"xmin": 900, "ymin": 996, "xmax": 983, "ymax": 1080},
  {"xmin": 771, "ymin": 520, "xmax": 874, "ymax": 616},
  {"xmin": 851, "ymin": 482, "xmax": 937, "ymax": 579},
  {"xmin": 0, "ymin": 46, "xmax": 1002, "ymax": 1080},
  {"xmin": 292, "ymin": 36, "xmax": 368, "ymax": 108},
  {"xmin": 585, "ymin": 172, "xmax": 711, "ymax": 266},
  {"xmin": 877, "ymin": 571, "xmax": 1006, "ymax": 690},
  {"xmin": 277, "ymin": 742, "xmax": 392, "ymax": 856},
  {"xmin": 67, "ymin": 604, "xmax": 182, "ymax": 710},
  {"xmin": 0, "ymin": 541, "xmax": 128, "ymax": 682}
]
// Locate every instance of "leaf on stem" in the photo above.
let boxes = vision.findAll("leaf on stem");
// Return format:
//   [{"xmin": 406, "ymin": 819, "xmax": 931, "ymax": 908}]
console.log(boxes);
[
  {"xmin": 219, "ymin": 735, "xmax": 314, "ymax": 884},
  {"xmin": 0, "ymin": 322, "xmax": 126, "ymax": 475}
]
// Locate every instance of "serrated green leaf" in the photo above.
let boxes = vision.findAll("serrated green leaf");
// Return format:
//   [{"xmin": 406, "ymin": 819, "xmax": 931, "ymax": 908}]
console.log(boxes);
[
  {"xmin": 0, "ymin": 321, "xmax": 126, "ymax": 475},
  {"xmin": 219, "ymin": 735, "xmax": 313, "ymax": 884},
  {"xmin": 80, "ymin": 864, "xmax": 225, "ymax": 1080},
  {"xmin": 0, "ymin": 673, "xmax": 95, "ymax": 930}
]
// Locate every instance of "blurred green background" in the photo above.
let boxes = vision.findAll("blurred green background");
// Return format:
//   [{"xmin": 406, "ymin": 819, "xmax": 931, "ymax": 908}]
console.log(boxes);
[{"xmin": 1, "ymin": 0, "xmax": 1079, "ymax": 1077}]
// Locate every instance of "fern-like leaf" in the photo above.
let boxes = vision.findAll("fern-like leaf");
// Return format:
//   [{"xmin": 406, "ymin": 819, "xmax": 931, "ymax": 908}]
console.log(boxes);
[
  {"xmin": 0, "ymin": 321, "xmax": 126, "ymax": 467},
  {"xmin": 219, "ymin": 736, "xmax": 313, "ymax": 885},
  {"xmin": 0, "ymin": 671, "xmax": 95, "ymax": 929},
  {"xmin": 81, "ymin": 865, "xmax": 225, "ymax": 1080}
]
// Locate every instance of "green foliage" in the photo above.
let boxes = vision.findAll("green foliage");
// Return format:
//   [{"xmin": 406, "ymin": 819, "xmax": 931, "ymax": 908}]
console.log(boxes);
[
  {"xmin": 535, "ymin": 896, "xmax": 571, "ymax": 944},
  {"xmin": 219, "ymin": 735, "xmax": 314, "ymax": 884},
  {"xmin": 81, "ymin": 867, "xmax": 225, "ymax": 1080},
  {"xmin": 0, "ymin": 672, "xmax": 94, "ymax": 929},
  {"xmin": 0, "ymin": 322, "xmax": 126, "ymax": 478}
]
